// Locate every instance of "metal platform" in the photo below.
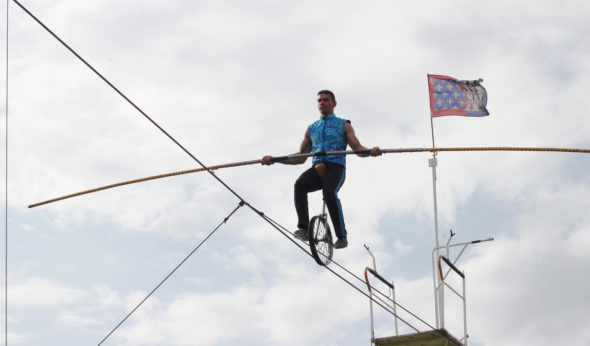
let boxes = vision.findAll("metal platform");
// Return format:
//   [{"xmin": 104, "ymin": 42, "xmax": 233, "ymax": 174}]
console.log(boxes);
[{"xmin": 374, "ymin": 329, "xmax": 463, "ymax": 346}]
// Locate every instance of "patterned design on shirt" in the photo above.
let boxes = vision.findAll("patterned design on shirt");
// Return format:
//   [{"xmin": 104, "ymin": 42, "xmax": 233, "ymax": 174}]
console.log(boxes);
[{"xmin": 308, "ymin": 114, "xmax": 348, "ymax": 167}]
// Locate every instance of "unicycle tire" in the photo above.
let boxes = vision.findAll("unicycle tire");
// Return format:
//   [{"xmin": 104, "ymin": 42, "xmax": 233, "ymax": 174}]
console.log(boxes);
[{"xmin": 309, "ymin": 215, "xmax": 334, "ymax": 266}]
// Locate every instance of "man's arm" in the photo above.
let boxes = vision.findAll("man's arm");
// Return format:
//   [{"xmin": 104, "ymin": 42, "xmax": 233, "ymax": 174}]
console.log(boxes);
[
  {"xmin": 344, "ymin": 122, "xmax": 382, "ymax": 157},
  {"xmin": 261, "ymin": 128, "xmax": 311, "ymax": 165}
]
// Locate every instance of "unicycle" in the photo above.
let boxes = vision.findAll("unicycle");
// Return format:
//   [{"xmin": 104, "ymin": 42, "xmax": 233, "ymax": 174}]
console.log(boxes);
[{"xmin": 309, "ymin": 201, "xmax": 334, "ymax": 266}]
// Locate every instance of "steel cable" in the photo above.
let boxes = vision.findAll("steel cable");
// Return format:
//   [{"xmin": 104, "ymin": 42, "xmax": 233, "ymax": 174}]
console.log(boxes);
[{"xmin": 97, "ymin": 202, "xmax": 244, "ymax": 346}]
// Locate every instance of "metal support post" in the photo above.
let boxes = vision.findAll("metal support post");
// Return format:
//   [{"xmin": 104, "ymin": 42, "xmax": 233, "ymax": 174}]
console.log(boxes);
[{"xmin": 429, "ymin": 156, "xmax": 443, "ymax": 328}]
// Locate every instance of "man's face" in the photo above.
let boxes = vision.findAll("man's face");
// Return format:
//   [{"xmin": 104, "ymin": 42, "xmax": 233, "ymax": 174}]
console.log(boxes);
[{"xmin": 317, "ymin": 93, "xmax": 336, "ymax": 115}]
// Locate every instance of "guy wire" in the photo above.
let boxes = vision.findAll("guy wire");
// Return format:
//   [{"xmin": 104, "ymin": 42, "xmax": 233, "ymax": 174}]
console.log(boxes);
[{"xmin": 97, "ymin": 202, "xmax": 244, "ymax": 346}]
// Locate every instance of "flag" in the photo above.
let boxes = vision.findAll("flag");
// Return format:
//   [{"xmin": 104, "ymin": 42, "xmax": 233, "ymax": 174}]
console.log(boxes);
[{"xmin": 427, "ymin": 74, "xmax": 489, "ymax": 117}]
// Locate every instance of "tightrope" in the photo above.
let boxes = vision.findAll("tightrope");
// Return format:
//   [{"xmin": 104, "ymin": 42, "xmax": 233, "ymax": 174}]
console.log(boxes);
[{"xmin": 28, "ymin": 146, "xmax": 590, "ymax": 208}]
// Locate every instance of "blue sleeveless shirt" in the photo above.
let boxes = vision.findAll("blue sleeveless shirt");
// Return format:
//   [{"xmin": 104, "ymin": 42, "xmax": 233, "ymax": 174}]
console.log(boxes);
[{"xmin": 308, "ymin": 114, "xmax": 349, "ymax": 167}]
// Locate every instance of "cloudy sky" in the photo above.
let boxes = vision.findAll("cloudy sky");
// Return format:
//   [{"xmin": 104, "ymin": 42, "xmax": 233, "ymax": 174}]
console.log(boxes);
[{"xmin": 1, "ymin": 0, "xmax": 590, "ymax": 345}]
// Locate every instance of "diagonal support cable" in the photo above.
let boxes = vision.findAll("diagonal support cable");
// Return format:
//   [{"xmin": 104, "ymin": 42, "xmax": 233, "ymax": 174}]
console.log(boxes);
[{"xmin": 97, "ymin": 202, "xmax": 244, "ymax": 346}]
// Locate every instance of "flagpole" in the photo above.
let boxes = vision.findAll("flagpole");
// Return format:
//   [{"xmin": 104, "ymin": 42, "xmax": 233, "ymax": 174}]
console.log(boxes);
[
  {"xmin": 429, "ymin": 117, "xmax": 440, "ymax": 251},
  {"xmin": 427, "ymin": 74, "xmax": 490, "ymax": 332},
  {"xmin": 429, "ymin": 117, "xmax": 440, "ymax": 250},
  {"xmin": 429, "ymin": 109, "xmax": 444, "ymax": 329}
]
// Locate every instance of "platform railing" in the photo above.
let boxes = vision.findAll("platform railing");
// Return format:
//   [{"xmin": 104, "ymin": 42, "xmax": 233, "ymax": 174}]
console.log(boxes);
[
  {"xmin": 431, "ymin": 234, "xmax": 493, "ymax": 346},
  {"xmin": 364, "ymin": 245, "xmax": 398, "ymax": 344},
  {"xmin": 436, "ymin": 255, "xmax": 467, "ymax": 345}
]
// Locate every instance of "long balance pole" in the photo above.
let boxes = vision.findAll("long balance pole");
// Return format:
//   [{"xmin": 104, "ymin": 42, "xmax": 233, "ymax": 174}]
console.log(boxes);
[{"xmin": 28, "ymin": 146, "xmax": 590, "ymax": 209}]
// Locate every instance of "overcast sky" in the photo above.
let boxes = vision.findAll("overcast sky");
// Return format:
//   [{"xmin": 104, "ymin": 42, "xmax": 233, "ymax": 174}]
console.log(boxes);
[{"xmin": 1, "ymin": 0, "xmax": 590, "ymax": 345}]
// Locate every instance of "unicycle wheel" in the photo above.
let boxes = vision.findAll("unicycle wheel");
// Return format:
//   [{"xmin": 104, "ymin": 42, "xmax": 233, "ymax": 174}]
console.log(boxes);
[{"xmin": 309, "ymin": 215, "xmax": 334, "ymax": 266}]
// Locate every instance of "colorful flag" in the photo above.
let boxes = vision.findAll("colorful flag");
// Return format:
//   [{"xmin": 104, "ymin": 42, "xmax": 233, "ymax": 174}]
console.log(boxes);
[{"xmin": 427, "ymin": 74, "xmax": 489, "ymax": 117}]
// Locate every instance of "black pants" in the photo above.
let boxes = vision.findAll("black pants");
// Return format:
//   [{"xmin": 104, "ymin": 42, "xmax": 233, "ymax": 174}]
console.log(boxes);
[{"xmin": 294, "ymin": 162, "xmax": 347, "ymax": 239}]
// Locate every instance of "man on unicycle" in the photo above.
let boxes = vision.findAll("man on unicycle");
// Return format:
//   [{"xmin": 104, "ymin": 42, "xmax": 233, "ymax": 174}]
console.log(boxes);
[{"xmin": 262, "ymin": 90, "xmax": 381, "ymax": 249}]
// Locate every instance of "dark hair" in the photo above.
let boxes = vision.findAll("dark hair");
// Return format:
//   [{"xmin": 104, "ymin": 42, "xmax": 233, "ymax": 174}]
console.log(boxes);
[{"xmin": 317, "ymin": 90, "xmax": 336, "ymax": 102}]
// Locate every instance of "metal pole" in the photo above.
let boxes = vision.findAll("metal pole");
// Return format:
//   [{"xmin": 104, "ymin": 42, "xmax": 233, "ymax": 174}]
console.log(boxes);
[
  {"xmin": 431, "ymin": 248, "xmax": 440, "ymax": 328},
  {"xmin": 429, "ymin": 156, "xmax": 443, "ymax": 328},
  {"xmin": 428, "ymin": 114, "xmax": 444, "ymax": 329},
  {"xmin": 391, "ymin": 281, "xmax": 399, "ymax": 336},
  {"xmin": 463, "ymin": 276, "xmax": 468, "ymax": 345},
  {"xmin": 364, "ymin": 246, "xmax": 377, "ymax": 344}
]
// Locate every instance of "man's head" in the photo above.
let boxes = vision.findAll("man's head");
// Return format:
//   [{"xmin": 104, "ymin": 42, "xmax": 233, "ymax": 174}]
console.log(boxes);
[{"xmin": 317, "ymin": 90, "xmax": 337, "ymax": 116}]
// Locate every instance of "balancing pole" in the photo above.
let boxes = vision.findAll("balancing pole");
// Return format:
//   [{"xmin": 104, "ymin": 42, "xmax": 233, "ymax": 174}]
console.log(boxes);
[{"xmin": 28, "ymin": 146, "xmax": 590, "ymax": 209}]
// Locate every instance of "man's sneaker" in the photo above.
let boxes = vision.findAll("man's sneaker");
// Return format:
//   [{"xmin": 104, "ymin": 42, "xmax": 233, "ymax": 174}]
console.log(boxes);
[
  {"xmin": 294, "ymin": 229, "xmax": 309, "ymax": 242},
  {"xmin": 334, "ymin": 237, "xmax": 348, "ymax": 249}
]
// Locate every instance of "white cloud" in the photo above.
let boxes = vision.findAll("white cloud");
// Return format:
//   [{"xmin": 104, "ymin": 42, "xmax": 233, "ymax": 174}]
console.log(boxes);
[
  {"xmin": 57, "ymin": 313, "xmax": 103, "ymax": 328},
  {"xmin": 9, "ymin": 278, "xmax": 86, "ymax": 308},
  {"xmin": 461, "ymin": 181, "xmax": 590, "ymax": 345},
  {"xmin": 567, "ymin": 227, "xmax": 590, "ymax": 259}
]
